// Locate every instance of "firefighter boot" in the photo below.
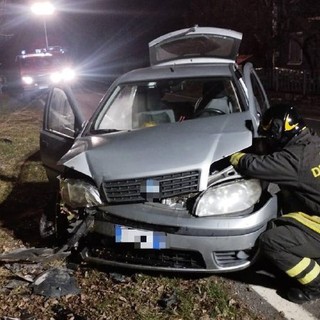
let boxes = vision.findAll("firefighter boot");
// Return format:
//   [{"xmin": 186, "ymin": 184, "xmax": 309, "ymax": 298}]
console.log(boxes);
[{"xmin": 287, "ymin": 285, "xmax": 320, "ymax": 304}]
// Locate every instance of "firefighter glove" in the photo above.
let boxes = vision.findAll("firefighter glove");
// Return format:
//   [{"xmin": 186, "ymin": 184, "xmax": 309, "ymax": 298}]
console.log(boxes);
[{"xmin": 230, "ymin": 152, "xmax": 246, "ymax": 167}]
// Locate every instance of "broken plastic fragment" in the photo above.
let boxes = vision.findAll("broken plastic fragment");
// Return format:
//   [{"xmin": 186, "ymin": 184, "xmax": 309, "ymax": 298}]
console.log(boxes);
[
  {"xmin": 4, "ymin": 279, "xmax": 29, "ymax": 290},
  {"xmin": 109, "ymin": 272, "xmax": 127, "ymax": 283},
  {"xmin": 0, "ymin": 248, "xmax": 58, "ymax": 262},
  {"xmin": 158, "ymin": 291, "xmax": 178, "ymax": 309},
  {"xmin": 32, "ymin": 268, "xmax": 80, "ymax": 297}
]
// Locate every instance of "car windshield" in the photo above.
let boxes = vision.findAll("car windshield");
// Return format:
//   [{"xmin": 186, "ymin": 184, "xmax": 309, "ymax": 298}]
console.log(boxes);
[{"xmin": 93, "ymin": 77, "xmax": 245, "ymax": 131}]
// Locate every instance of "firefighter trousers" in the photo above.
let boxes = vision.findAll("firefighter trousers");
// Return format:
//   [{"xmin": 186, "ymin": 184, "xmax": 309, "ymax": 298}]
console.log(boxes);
[{"xmin": 259, "ymin": 224, "xmax": 320, "ymax": 288}]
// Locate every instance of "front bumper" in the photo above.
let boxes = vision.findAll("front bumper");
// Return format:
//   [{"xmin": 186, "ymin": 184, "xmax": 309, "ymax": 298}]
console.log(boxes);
[{"xmin": 80, "ymin": 194, "xmax": 278, "ymax": 273}]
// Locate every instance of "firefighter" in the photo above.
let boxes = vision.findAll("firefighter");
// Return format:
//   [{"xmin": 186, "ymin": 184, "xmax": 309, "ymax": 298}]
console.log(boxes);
[{"xmin": 230, "ymin": 104, "xmax": 320, "ymax": 304}]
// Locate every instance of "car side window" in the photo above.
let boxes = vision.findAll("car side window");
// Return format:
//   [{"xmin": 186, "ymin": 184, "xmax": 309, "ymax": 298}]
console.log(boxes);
[
  {"xmin": 250, "ymin": 72, "xmax": 269, "ymax": 116},
  {"xmin": 47, "ymin": 88, "xmax": 75, "ymax": 137}
]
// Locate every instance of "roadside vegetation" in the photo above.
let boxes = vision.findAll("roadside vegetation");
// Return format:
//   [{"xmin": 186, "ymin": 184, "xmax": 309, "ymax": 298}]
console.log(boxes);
[{"xmin": 0, "ymin": 93, "xmax": 269, "ymax": 319}]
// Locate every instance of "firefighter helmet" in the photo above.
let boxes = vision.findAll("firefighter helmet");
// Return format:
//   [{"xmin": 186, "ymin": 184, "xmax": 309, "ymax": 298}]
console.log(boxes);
[{"xmin": 259, "ymin": 104, "xmax": 306, "ymax": 147}]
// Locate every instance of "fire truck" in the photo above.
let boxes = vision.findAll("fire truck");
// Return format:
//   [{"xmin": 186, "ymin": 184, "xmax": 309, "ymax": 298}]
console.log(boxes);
[
  {"xmin": 4, "ymin": 46, "xmax": 75, "ymax": 99},
  {"xmin": 17, "ymin": 47, "xmax": 75, "ymax": 95}
]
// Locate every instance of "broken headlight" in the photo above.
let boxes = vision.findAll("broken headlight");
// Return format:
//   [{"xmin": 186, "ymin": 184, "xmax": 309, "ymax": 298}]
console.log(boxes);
[
  {"xmin": 60, "ymin": 178, "xmax": 103, "ymax": 209},
  {"xmin": 194, "ymin": 179, "xmax": 261, "ymax": 217}
]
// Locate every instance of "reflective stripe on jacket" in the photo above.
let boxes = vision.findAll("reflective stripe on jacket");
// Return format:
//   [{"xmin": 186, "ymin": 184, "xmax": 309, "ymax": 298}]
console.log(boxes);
[{"xmin": 280, "ymin": 212, "xmax": 320, "ymax": 235}]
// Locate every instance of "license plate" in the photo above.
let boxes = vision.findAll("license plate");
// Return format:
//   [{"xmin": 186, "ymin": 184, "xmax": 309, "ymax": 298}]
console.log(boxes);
[{"xmin": 115, "ymin": 225, "xmax": 166, "ymax": 249}]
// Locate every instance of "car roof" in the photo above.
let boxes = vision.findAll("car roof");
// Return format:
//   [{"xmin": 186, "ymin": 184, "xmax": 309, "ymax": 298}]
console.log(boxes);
[{"xmin": 114, "ymin": 63, "xmax": 235, "ymax": 85}]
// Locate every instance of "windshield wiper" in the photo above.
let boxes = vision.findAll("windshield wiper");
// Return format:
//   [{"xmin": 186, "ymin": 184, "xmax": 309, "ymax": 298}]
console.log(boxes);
[{"xmin": 91, "ymin": 129, "xmax": 122, "ymax": 134}]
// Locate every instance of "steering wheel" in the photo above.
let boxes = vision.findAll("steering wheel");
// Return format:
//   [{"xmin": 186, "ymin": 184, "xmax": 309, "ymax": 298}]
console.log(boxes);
[{"xmin": 196, "ymin": 108, "xmax": 226, "ymax": 118}]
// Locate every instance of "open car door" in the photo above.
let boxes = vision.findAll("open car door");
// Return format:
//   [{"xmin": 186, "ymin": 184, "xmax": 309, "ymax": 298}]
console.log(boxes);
[
  {"xmin": 243, "ymin": 62, "xmax": 270, "ymax": 137},
  {"xmin": 40, "ymin": 85, "xmax": 85, "ymax": 183}
]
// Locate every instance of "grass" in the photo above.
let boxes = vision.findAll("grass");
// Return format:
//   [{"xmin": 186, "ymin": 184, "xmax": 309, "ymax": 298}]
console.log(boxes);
[
  {"xmin": 0, "ymin": 96, "xmax": 46, "ymax": 187},
  {"xmin": 76, "ymin": 270, "xmax": 244, "ymax": 320},
  {"xmin": 0, "ymin": 93, "xmax": 264, "ymax": 319},
  {"xmin": 0, "ymin": 94, "xmax": 49, "ymax": 246}
]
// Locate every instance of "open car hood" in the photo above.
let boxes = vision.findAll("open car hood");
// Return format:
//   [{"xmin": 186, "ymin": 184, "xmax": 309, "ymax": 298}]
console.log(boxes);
[
  {"xmin": 149, "ymin": 26, "xmax": 242, "ymax": 66},
  {"xmin": 60, "ymin": 112, "xmax": 252, "ymax": 190}
]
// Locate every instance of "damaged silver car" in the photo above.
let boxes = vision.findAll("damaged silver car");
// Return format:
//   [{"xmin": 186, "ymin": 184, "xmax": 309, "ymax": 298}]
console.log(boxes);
[{"xmin": 40, "ymin": 26, "xmax": 279, "ymax": 273}]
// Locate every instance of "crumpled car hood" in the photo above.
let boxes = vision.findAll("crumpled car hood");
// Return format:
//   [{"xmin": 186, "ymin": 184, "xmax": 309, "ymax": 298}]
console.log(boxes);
[{"xmin": 59, "ymin": 111, "xmax": 252, "ymax": 190}]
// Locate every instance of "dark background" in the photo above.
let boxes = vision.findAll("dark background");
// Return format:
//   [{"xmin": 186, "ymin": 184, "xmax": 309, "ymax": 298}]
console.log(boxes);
[
  {"xmin": 1, "ymin": 0, "xmax": 189, "ymax": 78},
  {"xmin": 1, "ymin": 0, "xmax": 320, "ymax": 81}
]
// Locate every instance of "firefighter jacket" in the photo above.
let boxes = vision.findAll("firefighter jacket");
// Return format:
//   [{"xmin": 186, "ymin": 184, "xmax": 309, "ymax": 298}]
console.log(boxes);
[{"xmin": 236, "ymin": 128, "xmax": 320, "ymax": 236}]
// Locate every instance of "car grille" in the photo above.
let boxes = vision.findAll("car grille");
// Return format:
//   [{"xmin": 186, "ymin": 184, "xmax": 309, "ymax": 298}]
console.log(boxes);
[
  {"xmin": 86, "ymin": 245, "xmax": 206, "ymax": 269},
  {"xmin": 102, "ymin": 170, "xmax": 199, "ymax": 203}
]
